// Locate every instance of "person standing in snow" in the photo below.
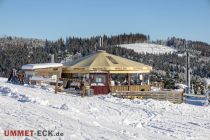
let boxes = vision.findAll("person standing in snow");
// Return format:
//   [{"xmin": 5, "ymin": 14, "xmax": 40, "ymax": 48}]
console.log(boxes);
[{"xmin": 80, "ymin": 80, "xmax": 85, "ymax": 97}]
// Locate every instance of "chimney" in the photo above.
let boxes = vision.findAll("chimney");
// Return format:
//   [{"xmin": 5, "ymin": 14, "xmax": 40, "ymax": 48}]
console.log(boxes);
[
  {"xmin": 102, "ymin": 36, "xmax": 103, "ymax": 47},
  {"xmin": 51, "ymin": 54, "xmax": 54, "ymax": 63},
  {"xmin": 99, "ymin": 36, "xmax": 103, "ymax": 47}
]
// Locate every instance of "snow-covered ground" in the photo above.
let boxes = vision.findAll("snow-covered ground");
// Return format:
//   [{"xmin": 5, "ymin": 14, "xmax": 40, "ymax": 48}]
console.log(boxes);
[
  {"xmin": 119, "ymin": 43, "xmax": 176, "ymax": 54},
  {"xmin": 0, "ymin": 77, "xmax": 210, "ymax": 140}
]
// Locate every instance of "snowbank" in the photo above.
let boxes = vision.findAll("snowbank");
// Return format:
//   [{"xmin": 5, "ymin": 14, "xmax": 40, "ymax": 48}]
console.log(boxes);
[{"xmin": 0, "ymin": 77, "xmax": 210, "ymax": 140}]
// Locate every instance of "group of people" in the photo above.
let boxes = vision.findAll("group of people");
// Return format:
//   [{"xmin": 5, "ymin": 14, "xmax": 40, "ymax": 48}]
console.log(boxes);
[
  {"xmin": 64, "ymin": 78, "xmax": 88, "ymax": 97},
  {"xmin": 8, "ymin": 69, "xmax": 25, "ymax": 84}
]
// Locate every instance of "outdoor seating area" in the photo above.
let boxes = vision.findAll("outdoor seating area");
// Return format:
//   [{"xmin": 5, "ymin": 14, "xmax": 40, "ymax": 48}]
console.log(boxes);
[{"xmin": 62, "ymin": 50, "xmax": 152, "ymax": 95}]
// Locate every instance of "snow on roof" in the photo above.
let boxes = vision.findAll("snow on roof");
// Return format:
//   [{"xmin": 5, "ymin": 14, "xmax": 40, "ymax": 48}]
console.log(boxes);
[{"xmin": 22, "ymin": 63, "xmax": 63, "ymax": 70}]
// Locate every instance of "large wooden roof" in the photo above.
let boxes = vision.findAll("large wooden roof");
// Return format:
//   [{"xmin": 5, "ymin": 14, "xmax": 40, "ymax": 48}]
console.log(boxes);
[{"xmin": 62, "ymin": 50, "xmax": 152, "ymax": 73}]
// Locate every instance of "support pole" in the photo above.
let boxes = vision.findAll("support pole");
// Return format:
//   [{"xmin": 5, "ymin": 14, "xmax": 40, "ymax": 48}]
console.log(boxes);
[
  {"xmin": 107, "ymin": 73, "xmax": 112, "ymax": 93},
  {"xmin": 186, "ymin": 51, "xmax": 190, "ymax": 94},
  {"xmin": 128, "ymin": 73, "xmax": 131, "ymax": 91},
  {"xmin": 55, "ymin": 71, "xmax": 59, "ymax": 94}
]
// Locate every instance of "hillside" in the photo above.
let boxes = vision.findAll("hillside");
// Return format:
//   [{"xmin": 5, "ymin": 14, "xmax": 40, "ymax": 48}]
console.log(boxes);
[
  {"xmin": 0, "ymin": 78, "xmax": 210, "ymax": 140},
  {"xmin": 0, "ymin": 34, "xmax": 210, "ymax": 80},
  {"xmin": 119, "ymin": 43, "xmax": 177, "ymax": 54}
]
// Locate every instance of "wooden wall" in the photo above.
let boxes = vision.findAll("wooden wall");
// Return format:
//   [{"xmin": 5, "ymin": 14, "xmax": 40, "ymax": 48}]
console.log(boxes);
[{"xmin": 34, "ymin": 67, "xmax": 62, "ymax": 78}]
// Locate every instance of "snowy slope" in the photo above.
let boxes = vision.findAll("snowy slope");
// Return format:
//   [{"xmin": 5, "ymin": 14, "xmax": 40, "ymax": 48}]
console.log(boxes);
[
  {"xmin": 0, "ymin": 77, "xmax": 210, "ymax": 140},
  {"xmin": 119, "ymin": 43, "xmax": 176, "ymax": 54}
]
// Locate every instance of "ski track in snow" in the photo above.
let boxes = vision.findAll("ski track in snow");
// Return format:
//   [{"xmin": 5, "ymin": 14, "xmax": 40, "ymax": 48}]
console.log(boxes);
[{"xmin": 0, "ymin": 77, "xmax": 210, "ymax": 140}]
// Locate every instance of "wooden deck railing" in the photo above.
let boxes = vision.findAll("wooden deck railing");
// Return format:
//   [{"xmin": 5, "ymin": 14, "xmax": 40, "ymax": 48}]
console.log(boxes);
[
  {"xmin": 110, "ymin": 85, "xmax": 151, "ymax": 92},
  {"xmin": 112, "ymin": 90, "xmax": 184, "ymax": 104}
]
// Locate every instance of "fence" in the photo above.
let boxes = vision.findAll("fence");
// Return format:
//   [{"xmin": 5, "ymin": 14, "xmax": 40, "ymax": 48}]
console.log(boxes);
[{"xmin": 112, "ymin": 90, "xmax": 183, "ymax": 104}]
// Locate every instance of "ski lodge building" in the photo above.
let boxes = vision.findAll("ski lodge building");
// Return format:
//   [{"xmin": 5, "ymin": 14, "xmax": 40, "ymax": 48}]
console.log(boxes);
[{"xmin": 22, "ymin": 50, "xmax": 152, "ymax": 94}]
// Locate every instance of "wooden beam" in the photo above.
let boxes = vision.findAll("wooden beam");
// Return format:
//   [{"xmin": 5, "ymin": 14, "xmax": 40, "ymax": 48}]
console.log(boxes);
[
  {"xmin": 128, "ymin": 73, "xmax": 131, "ymax": 91},
  {"xmin": 107, "ymin": 73, "xmax": 111, "ymax": 92},
  {"xmin": 108, "ymin": 73, "xmax": 111, "ymax": 86},
  {"xmin": 55, "ymin": 70, "xmax": 59, "ymax": 94}
]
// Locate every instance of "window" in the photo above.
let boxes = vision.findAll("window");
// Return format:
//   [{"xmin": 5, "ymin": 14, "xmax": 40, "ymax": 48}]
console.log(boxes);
[
  {"xmin": 90, "ymin": 74, "xmax": 107, "ymax": 86},
  {"xmin": 96, "ymin": 77, "xmax": 102, "ymax": 83}
]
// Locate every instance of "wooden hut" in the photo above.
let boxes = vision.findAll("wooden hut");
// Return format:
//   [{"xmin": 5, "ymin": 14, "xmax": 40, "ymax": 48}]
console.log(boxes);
[
  {"xmin": 62, "ymin": 50, "xmax": 152, "ymax": 95},
  {"xmin": 22, "ymin": 63, "xmax": 63, "ymax": 84}
]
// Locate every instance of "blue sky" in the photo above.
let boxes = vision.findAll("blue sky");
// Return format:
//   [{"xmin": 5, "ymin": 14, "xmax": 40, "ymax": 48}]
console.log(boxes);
[{"xmin": 0, "ymin": 0, "xmax": 210, "ymax": 43}]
